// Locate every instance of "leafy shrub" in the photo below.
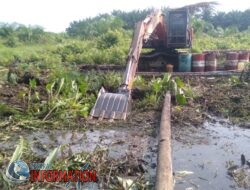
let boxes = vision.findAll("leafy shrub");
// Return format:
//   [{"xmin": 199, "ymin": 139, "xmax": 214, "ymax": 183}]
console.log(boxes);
[
  {"xmin": 138, "ymin": 74, "xmax": 194, "ymax": 108},
  {"xmin": 4, "ymin": 36, "xmax": 19, "ymax": 47},
  {"xmin": 75, "ymin": 53, "xmax": 94, "ymax": 64},
  {"xmin": 108, "ymin": 47, "xmax": 126, "ymax": 64},
  {"xmin": 98, "ymin": 30, "xmax": 119, "ymax": 49},
  {"xmin": 44, "ymin": 77, "xmax": 93, "ymax": 120},
  {"xmin": 102, "ymin": 71, "xmax": 122, "ymax": 91},
  {"xmin": 133, "ymin": 76, "xmax": 147, "ymax": 89}
]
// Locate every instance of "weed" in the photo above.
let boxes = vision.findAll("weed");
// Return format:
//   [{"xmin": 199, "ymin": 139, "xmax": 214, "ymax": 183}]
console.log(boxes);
[
  {"xmin": 133, "ymin": 75, "xmax": 147, "ymax": 90},
  {"xmin": 102, "ymin": 71, "xmax": 122, "ymax": 91},
  {"xmin": 138, "ymin": 74, "xmax": 194, "ymax": 109},
  {"xmin": 0, "ymin": 103, "xmax": 20, "ymax": 118},
  {"xmin": 43, "ymin": 75, "xmax": 96, "ymax": 120},
  {"xmin": 229, "ymin": 75, "xmax": 241, "ymax": 86},
  {"xmin": 239, "ymin": 62, "xmax": 250, "ymax": 83}
]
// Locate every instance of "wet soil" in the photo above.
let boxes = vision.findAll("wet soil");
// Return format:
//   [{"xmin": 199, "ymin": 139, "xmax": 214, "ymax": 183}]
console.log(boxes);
[
  {"xmin": 1, "ymin": 115, "xmax": 250, "ymax": 189},
  {"xmin": 0, "ymin": 111, "xmax": 160, "ymax": 189},
  {"xmin": 186, "ymin": 76, "xmax": 250, "ymax": 123},
  {"xmin": 0, "ymin": 75, "xmax": 250, "ymax": 189}
]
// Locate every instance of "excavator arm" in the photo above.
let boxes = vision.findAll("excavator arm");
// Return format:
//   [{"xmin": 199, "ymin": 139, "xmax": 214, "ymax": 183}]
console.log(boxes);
[
  {"xmin": 121, "ymin": 11, "xmax": 166, "ymax": 91},
  {"xmin": 90, "ymin": 11, "xmax": 167, "ymax": 120}
]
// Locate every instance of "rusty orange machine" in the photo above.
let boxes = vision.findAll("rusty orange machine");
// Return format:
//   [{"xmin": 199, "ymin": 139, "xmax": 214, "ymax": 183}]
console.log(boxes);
[{"xmin": 90, "ymin": 8, "xmax": 193, "ymax": 120}]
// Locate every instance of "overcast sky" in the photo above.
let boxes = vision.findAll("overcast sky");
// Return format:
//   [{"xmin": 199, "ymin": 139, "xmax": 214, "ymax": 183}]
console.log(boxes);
[{"xmin": 0, "ymin": 0, "xmax": 249, "ymax": 33}]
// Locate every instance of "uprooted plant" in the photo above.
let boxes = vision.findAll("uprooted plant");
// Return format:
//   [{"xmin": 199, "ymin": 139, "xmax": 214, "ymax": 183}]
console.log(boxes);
[
  {"xmin": 13, "ymin": 68, "xmax": 100, "ymax": 121},
  {"xmin": 134, "ymin": 74, "xmax": 195, "ymax": 109},
  {"xmin": 43, "ymin": 77, "xmax": 96, "ymax": 121}
]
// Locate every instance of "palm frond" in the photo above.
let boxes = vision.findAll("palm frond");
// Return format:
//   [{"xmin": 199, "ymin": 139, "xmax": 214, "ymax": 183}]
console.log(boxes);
[{"xmin": 175, "ymin": 1, "xmax": 219, "ymax": 14}]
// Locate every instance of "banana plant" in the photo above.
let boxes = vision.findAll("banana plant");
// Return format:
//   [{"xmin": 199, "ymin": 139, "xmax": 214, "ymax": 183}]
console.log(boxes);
[{"xmin": 147, "ymin": 74, "xmax": 191, "ymax": 106}]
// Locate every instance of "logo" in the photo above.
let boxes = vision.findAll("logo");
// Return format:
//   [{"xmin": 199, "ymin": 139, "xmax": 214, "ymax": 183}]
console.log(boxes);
[
  {"xmin": 5, "ymin": 159, "xmax": 97, "ymax": 189},
  {"xmin": 29, "ymin": 163, "xmax": 97, "ymax": 183},
  {"xmin": 5, "ymin": 160, "xmax": 30, "ymax": 184}
]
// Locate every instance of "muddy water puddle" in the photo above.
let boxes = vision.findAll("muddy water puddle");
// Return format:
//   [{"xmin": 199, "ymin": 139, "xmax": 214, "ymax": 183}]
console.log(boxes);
[
  {"xmin": 174, "ymin": 118, "xmax": 250, "ymax": 190},
  {"xmin": 1, "ymin": 117, "xmax": 250, "ymax": 189},
  {"xmin": 27, "ymin": 128, "xmax": 157, "ymax": 161},
  {"xmin": 0, "ymin": 126, "xmax": 158, "ymax": 181}
]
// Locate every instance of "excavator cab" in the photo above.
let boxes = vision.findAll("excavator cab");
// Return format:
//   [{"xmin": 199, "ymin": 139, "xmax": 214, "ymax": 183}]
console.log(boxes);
[{"xmin": 167, "ymin": 9, "xmax": 192, "ymax": 48}]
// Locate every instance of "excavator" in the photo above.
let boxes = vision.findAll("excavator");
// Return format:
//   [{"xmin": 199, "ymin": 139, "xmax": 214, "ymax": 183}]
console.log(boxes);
[{"xmin": 90, "ymin": 8, "xmax": 193, "ymax": 120}]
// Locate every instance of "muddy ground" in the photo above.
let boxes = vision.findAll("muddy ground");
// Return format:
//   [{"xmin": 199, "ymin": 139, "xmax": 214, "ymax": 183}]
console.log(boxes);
[{"xmin": 0, "ymin": 74, "xmax": 250, "ymax": 189}]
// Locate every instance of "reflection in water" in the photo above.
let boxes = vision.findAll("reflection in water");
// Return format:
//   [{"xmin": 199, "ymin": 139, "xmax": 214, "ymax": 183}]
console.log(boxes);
[{"xmin": 174, "ymin": 118, "xmax": 250, "ymax": 190}]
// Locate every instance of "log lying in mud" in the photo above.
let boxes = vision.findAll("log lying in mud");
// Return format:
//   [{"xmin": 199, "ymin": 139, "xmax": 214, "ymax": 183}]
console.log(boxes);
[{"xmin": 155, "ymin": 92, "xmax": 173, "ymax": 190}]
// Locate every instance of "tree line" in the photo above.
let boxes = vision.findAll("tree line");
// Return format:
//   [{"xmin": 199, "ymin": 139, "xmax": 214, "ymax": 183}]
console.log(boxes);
[
  {"xmin": 1, "ymin": 7, "xmax": 249, "ymax": 42},
  {"xmin": 0, "ymin": 23, "xmax": 64, "ymax": 47},
  {"xmin": 0, "ymin": 6, "xmax": 249, "ymax": 66},
  {"xmin": 66, "ymin": 8, "xmax": 250, "ymax": 38}
]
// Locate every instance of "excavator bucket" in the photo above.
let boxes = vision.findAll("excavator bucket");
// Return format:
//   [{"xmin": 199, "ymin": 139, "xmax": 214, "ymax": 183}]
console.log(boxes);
[
  {"xmin": 90, "ymin": 11, "xmax": 165, "ymax": 120},
  {"xmin": 90, "ymin": 87, "xmax": 131, "ymax": 120}
]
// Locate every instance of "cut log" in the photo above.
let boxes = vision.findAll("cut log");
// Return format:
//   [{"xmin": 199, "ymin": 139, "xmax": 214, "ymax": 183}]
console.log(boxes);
[{"xmin": 155, "ymin": 92, "xmax": 173, "ymax": 190}]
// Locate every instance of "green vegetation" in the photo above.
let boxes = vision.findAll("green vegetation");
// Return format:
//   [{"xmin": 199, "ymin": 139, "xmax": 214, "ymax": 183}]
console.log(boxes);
[
  {"xmin": 133, "ymin": 74, "xmax": 194, "ymax": 109},
  {"xmin": 0, "ymin": 7, "xmax": 249, "ymax": 124},
  {"xmin": 0, "ymin": 8, "xmax": 249, "ymax": 67},
  {"xmin": 0, "ymin": 7, "xmax": 249, "ymax": 190},
  {"xmin": 192, "ymin": 31, "xmax": 250, "ymax": 51}
]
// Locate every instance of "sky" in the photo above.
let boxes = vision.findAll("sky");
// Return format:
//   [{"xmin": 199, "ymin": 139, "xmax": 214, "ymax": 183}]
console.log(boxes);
[{"xmin": 0, "ymin": 0, "xmax": 249, "ymax": 33}]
